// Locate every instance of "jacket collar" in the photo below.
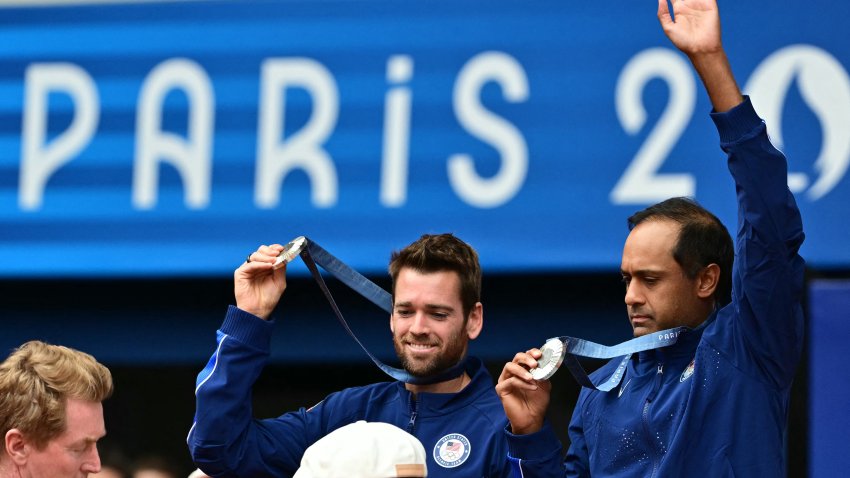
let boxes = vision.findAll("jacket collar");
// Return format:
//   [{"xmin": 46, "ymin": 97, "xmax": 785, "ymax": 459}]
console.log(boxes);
[
  {"xmin": 395, "ymin": 356, "xmax": 492, "ymax": 416},
  {"xmin": 636, "ymin": 310, "xmax": 717, "ymax": 365}
]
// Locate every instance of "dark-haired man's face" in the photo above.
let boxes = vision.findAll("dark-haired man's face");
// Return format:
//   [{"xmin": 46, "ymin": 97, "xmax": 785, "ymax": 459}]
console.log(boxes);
[
  {"xmin": 621, "ymin": 220, "xmax": 706, "ymax": 336},
  {"xmin": 391, "ymin": 268, "xmax": 481, "ymax": 376}
]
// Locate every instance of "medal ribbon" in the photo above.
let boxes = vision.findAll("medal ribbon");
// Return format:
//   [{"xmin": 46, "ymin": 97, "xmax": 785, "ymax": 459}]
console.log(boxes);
[
  {"xmin": 297, "ymin": 237, "xmax": 467, "ymax": 385},
  {"xmin": 551, "ymin": 328, "xmax": 688, "ymax": 391}
]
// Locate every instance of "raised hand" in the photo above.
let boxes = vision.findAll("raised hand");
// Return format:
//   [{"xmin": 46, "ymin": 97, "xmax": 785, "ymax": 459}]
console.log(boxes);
[
  {"xmin": 234, "ymin": 244, "xmax": 287, "ymax": 320},
  {"xmin": 658, "ymin": 0, "xmax": 741, "ymax": 112},
  {"xmin": 658, "ymin": 0, "xmax": 723, "ymax": 57},
  {"xmin": 495, "ymin": 349, "xmax": 552, "ymax": 435}
]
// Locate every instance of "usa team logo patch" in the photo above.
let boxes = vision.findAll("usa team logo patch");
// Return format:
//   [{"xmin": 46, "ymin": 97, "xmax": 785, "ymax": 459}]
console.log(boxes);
[{"xmin": 433, "ymin": 433, "xmax": 471, "ymax": 468}]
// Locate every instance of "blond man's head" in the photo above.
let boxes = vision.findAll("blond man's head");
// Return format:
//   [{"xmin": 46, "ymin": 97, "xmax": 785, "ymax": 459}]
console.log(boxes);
[{"xmin": 0, "ymin": 340, "xmax": 113, "ymax": 449}]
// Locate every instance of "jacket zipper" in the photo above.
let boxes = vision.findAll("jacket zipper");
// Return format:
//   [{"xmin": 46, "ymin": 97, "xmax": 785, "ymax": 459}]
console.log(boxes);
[
  {"xmin": 407, "ymin": 395, "xmax": 418, "ymax": 434},
  {"xmin": 643, "ymin": 364, "xmax": 664, "ymax": 478}
]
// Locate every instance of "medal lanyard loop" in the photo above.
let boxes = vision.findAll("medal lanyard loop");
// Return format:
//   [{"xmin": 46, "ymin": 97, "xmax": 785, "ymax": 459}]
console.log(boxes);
[{"xmin": 297, "ymin": 237, "xmax": 467, "ymax": 385}]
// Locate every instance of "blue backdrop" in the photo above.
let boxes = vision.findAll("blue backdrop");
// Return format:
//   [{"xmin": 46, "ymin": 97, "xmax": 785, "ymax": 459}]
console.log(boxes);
[
  {"xmin": 809, "ymin": 280, "xmax": 850, "ymax": 478},
  {"xmin": 1, "ymin": 0, "xmax": 848, "ymax": 277}
]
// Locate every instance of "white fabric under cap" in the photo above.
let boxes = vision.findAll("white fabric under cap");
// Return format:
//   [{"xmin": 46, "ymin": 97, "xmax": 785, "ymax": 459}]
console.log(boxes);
[{"xmin": 293, "ymin": 420, "xmax": 428, "ymax": 478}]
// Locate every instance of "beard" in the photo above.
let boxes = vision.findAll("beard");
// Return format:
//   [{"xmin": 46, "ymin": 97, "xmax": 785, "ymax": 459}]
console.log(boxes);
[{"xmin": 393, "ymin": 328, "xmax": 468, "ymax": 377}]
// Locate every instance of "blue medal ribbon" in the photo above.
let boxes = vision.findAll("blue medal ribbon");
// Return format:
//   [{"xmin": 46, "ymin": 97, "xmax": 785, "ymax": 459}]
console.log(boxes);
[
  {"xmin": 298, "ymin": 237, "xmax": 467, "ymax": 385},
  {"xmin": 551, "ymin": 328, "xmax": 688, "ymax": 391}
]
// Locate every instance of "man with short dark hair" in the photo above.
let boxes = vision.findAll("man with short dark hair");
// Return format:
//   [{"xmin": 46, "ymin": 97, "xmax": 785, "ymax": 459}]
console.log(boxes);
[
  {"xmin": 189, "ymin": 234, "xmax": 511, "ymax": 477},
  {"xmin": 0, "ymin": 340, "xmax": 113, "ymax": 478},
  {"xmin": 496, "ymin": 0, "xmax": 805, "ymax": 476}
]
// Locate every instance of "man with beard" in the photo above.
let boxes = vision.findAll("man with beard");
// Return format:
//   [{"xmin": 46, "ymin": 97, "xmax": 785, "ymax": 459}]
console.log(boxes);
[{"xmin": 188, "ymin": 234, "xmax": 511, "ymax": 477}]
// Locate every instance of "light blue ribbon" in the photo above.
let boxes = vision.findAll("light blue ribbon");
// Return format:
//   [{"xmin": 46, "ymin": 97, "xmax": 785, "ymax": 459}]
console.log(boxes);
[
  {"xmin": 552, "ymin": 328, "xmax": 688, "ymax": 391},
  {"xmin": 299, "ymin": 237, "xmax": 468, "ymax": 385}
]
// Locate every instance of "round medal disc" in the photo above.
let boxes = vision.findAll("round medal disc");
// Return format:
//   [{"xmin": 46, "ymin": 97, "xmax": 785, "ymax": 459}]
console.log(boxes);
[
  {"xmin": 274, "ymin": 236, "xmax": 307, "ymax": 269},
  {"xmin": 530, "ymin": 338, "xmax": 565, "ymax": 381}
]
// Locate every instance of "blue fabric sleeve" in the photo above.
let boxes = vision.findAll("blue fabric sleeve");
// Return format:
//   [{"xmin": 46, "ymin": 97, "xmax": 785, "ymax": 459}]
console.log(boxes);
[
  {"xmin": 505, "ymin": 422, "xmax": 569, "ymax": 477},
  {"xmin": 187, "ymin": 306, "xmax": 329, "ymax": 478},
  {"xmin": 563, "ymin": 398, "xmax": 591, "ymax": 478},
  {"xmin": 707, "ymin": 97, "xmax": 806, "ymax": 390}
]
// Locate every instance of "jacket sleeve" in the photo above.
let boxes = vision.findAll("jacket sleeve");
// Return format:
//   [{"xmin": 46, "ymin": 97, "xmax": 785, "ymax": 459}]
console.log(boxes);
[
  {"xmin": 505, "ymin": 421, "xmax": 573, "ymax": 478},
  {"xmin": 563, "ymin": 398, "xmax": 591, "ymax": 478},
  {"xmin": 708, "ymin": 97, "xmax": 806, "ymax": 390},
  {"xmin": 187, "ymin": 306, "xmax": 328, "ymax": 478}
]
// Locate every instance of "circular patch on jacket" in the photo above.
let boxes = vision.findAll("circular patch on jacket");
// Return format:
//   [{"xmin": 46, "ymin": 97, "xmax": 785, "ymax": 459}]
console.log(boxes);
[{"xmin": 433, "ymin": 433, "xmax": 471, "ymax": 468}]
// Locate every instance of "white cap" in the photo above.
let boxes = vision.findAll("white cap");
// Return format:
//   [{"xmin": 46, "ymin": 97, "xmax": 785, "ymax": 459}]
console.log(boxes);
[
  {"xmin": 293, "ymin": 421, "xmax": 428, "ymax": 478},
  {"xmin": 187, "ymin": 469, "xmax": 210, "ymax": 478}
]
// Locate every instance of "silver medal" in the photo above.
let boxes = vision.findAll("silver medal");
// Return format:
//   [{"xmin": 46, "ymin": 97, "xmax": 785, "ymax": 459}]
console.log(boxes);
[
  {"xmin": 530, "ymin": 338, "xmax": 565, "ymax": 381},
  {"xmin": 274, "ymin": 236, "xmax": 307, "ymax": 269}
]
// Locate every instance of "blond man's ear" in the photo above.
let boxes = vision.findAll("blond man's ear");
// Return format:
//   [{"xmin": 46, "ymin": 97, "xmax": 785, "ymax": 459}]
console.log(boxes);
[{"xmin": 5, "ymin": 429, "xmax": 31, "ymax": 466}]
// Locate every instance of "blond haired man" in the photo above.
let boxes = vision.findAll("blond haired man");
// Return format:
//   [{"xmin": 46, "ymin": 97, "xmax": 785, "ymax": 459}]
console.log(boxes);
[{"xmin": 0, "ymin": 340, "xmax": 113, "ymax": 477}]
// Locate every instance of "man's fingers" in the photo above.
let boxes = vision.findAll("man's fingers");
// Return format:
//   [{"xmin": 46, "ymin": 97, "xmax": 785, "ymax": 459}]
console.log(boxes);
[
  {"xmin": 248, "ymin": 244, "xmax": 285, "ymax": 264},
  {"xmin": 499, "ymin": 360, "xmax": 538, "ymax": 383},
  {"xmin": 658, "ymin": 0, "xmax": 674, "ymax": 25},
  {"xmin": 496, "ymin": 376, "xmax": 539, "ymax": 396},
  {"xmin": 237, "ymin": 254, "xmax": 277, "ymax": 274},
  {"xmin": 511, "ymin": 350, "xmax": 540, "ymax": 362},
  {"xmin": 513, "ymin": 349, "xmax": 541, "ymax": 369},
  {"xmin": 496, "ymin": 350, "xmax": 545, "ymax": 382},
  {"xmin": 244, "ymin": 260, "xmax": 275, "ymax": 272}
]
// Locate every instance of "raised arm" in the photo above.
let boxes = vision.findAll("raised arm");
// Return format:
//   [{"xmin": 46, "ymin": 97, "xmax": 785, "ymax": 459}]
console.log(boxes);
[
  {"xmin": 658, "ymin": 0, "xmax": 742, "ymax": 112},
  {"xmin": 189, "ymin": 244, "xmax": 314, "ymax": 476},
  {"xmin": 662, "ymin": 0, "xmax": 805, "ymax": 388}
]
